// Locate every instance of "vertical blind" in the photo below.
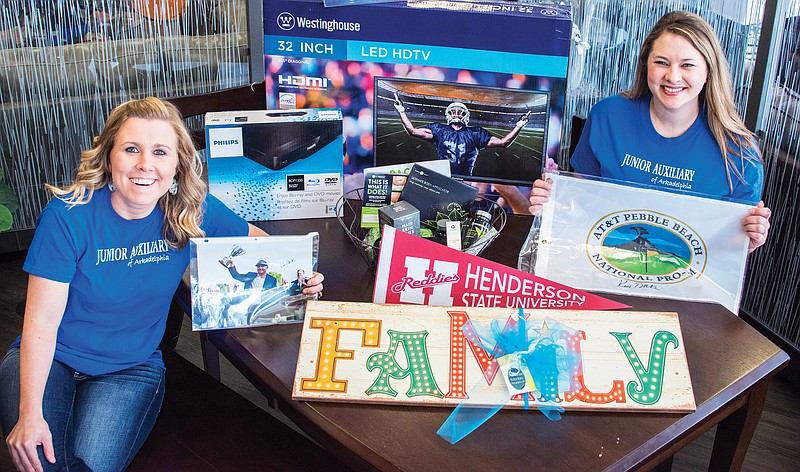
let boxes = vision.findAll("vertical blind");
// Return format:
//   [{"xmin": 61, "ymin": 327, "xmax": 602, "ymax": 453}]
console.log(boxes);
[
  {"xmin": 740, "ymin": 2, "xmax": 799, "ymax": 350},
  {"xmin": 0, "ymin": 0, "xmax": 249, "ymax": 230}
]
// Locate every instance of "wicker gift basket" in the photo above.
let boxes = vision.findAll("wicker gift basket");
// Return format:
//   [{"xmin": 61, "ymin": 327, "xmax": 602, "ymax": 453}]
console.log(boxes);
[{"xmin": 335, "ymin": 188, "xmax": 507, "ymax": 270}]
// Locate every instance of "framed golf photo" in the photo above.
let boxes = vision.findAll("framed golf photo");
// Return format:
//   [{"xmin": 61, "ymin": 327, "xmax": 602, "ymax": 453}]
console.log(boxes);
[
  {"xmin": 189, "ymin": 233, "xmax": 319, "ymax": 330},
  {"xmin": 374, "ymin": 77, "xmax": 550, "ymax": 186}
]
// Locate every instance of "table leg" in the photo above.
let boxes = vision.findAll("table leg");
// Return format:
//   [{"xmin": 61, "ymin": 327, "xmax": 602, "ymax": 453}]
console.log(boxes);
[
  {"xmin": 200, "ymin": 330, "xmax": 221, "ymax": 380},
  {"xmin": 708, "ymin": 380, "xmax": 770, "ymax": 472}
]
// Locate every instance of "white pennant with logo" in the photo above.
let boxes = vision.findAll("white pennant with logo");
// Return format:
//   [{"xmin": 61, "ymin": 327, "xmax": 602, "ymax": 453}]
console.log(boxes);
[{"xmin": 534, "ymin": 173, "xmax": 751, "ymax": 314}]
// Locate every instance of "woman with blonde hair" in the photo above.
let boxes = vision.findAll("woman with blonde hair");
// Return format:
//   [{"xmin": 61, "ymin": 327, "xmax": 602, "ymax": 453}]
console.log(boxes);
[
  {"xmin": 530, "ymin": 11, "xmax": 771, "ymax": 252},
  {"xmin": 48, "ymin": 97, "xmax": 212, "ymax": 249},
  {"xmin": 0, "ymin": 97, "xmax": 323, "ymax": 471}
]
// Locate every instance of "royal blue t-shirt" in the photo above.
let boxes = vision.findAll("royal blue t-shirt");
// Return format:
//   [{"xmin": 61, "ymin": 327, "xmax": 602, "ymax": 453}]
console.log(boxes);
[
  {"xmin": 19, "ymin": 187, "xmax": 248, "ymax": 375},
  {"xmin": 427, "ymin": 122, "xmax": 493, "ymax": 176},
  {"xmin": 570, "ymin": 95, "xmax": 763, "ymax": 203}
]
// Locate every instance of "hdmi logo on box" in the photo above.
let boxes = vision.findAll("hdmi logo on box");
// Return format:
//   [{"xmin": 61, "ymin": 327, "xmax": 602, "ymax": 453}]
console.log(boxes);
[{"xmin": 287, "ymin": 175, "xmax": 305, "ymax": 191}]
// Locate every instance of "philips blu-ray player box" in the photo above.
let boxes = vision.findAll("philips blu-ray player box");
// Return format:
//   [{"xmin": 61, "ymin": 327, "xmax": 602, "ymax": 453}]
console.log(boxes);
[
  {"xmin": 264, "ymin": 0, "xmax": 571, "ymax": 190},
  {"xmin": 206, "ymin": 108, "xmax": 343, "ymax": 221}
]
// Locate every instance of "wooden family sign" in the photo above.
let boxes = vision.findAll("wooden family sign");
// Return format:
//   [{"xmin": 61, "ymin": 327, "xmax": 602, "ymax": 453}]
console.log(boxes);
[{"xmin": 292, "ymin": 301, "xmax": 696, "ymax": 412}]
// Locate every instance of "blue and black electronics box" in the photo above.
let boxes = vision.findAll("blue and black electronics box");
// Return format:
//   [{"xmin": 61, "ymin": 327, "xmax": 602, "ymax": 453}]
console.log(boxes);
[
  {"xmin": 264, "ymin": 0, "xmax": 571, "ymax": 188},
  {"xmin": 205, "ymin": 108, "xmax": 344, "ymax": 221}
]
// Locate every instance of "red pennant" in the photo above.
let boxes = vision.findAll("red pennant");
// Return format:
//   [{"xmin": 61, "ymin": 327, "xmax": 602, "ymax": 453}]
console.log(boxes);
[{"xmin": 373, "ymin": 226, "xmax": 629, "ymax": 310}]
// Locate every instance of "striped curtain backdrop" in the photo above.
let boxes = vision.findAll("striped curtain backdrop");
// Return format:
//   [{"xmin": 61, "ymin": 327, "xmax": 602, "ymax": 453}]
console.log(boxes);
[{"xmin": 0, "ymin": 0, "xmax": 249, "ymax": 231}]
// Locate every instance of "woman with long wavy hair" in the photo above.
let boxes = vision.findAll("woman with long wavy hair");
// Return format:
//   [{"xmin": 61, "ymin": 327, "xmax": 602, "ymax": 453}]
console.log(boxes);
[
  {"xmin": 0, "ymin": 97, "xmax": 323, "ymax": 471},
  {"xmin": 530, "ymin": 11, "xmax": 771, "ymax": 253}
]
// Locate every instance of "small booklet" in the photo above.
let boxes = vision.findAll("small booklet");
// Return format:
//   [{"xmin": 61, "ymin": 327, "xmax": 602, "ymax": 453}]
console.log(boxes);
[
  {"xmin": 189, "ymin": 233, "xmax": 319, "ymax": 330},
  {"xmin": 361, "ymin": 160, "xmax": 450, "ymax": 228}
]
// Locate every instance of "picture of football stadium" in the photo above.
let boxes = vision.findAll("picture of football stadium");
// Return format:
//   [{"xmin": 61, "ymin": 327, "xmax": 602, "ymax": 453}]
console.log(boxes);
[{"xmin": 374, "ymin": 77, "xmax": 549, "ymax": 185}]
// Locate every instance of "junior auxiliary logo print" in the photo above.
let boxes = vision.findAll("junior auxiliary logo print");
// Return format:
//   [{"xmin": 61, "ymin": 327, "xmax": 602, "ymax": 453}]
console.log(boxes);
[{"xmin": 586, "ymin": 210, "xmax": 707, "ymax": 284}]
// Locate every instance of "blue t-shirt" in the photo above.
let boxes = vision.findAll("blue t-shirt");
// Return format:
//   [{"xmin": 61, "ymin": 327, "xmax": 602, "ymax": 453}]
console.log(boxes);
[
  {"xmin": 427, "ymin": 122, "xmax": 493, "ymax": 177},
  {"xmin": 570, "ymin": 94, "xmax": 763, "ymax": 203},
  {"xmin": 20, "ymin": 187, "xmax": 248, "ymax": 375}
]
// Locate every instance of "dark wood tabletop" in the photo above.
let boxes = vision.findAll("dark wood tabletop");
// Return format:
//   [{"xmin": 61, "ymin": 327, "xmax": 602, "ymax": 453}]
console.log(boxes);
[{"xmin": 201, "ymin": 215, "xmax": 788, "ymax": 472}]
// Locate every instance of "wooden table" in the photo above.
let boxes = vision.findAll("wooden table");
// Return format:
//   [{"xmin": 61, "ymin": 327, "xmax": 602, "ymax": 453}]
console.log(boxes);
[{"xmin": 194, "ymin": 215, "xmax": 788, "ymax": 472}]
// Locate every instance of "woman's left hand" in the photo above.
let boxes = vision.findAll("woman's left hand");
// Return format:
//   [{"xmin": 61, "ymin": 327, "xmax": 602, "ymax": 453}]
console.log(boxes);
[
  {"xmin": 302, "ymin": 272, "xmax": 324, "ymax": 296},
  {"xmin": 743, "ymin": 201, "xmax": 771, "ymax": 253}
]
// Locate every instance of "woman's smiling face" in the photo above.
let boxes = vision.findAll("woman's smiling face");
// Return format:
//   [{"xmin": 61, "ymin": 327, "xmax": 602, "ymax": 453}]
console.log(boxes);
[
  {"xmin": 647, "ymin": 32, "xmax": 709, "ymax": 117},
  {"xmin": 108, "ymin": 117, "xmax": 178, "ymax": 220}
]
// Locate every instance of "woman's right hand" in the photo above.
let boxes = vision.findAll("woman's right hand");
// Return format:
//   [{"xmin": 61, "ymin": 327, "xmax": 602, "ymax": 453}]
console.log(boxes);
[
  {"xmin": 10, "ymin": 276, "xmax": 69, "ymax": 471},
  {"xmin": 528, "ymin": 178, "xmax": 553, "ymax": 216},
  {"xmin": 6, "ymin": 414, "xmax": 56, "ymax": 472}
]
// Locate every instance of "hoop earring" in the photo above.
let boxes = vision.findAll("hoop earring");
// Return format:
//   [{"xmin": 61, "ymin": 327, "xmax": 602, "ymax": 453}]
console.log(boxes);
[
  {"xmin": 108, "ymin": 181, "xmax": 116, "ymax": 192},
  {"xmin": 169, "ymin": 179, "xmax": 178, "ymax": 195}
]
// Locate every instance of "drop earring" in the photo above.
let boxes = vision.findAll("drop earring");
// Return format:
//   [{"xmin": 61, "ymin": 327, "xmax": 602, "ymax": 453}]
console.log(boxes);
[
  {"xmin": 108, "ymin": 181, "xmax": 116, "ymax": 192},
  {"xmin": 169, "ymin": 179, "xmax": 178, "ymax": 195}
]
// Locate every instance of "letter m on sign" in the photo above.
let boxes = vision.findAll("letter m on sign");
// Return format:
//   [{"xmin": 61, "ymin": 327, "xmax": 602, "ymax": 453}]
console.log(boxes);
[{"xmin": 400, "ymin": 256, "xmax": 457, "ymax": 305}]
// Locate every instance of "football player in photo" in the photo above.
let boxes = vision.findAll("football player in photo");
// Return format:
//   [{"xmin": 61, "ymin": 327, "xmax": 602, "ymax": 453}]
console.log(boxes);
[{"xmin": 393, "ymin": 93, "xmax": 530, "ymax": 176}]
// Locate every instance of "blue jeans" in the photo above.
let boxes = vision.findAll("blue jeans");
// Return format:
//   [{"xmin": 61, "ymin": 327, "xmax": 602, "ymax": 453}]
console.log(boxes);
[{"xmin": 0, "ymin": 348, "xmax": 165, "ymax": 472}]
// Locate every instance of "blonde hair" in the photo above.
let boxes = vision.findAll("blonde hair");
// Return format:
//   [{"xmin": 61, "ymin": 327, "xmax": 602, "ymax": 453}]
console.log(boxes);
[
  {"xmin": 622, "ymin": 11, "xmax": 761, "ymax": 189},
  {"xmin": 47, "ymin": 97, "xmax": 207, "ymax": 249}
]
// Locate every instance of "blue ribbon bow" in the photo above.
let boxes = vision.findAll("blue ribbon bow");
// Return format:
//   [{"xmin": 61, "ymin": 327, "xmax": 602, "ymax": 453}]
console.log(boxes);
[{"xmin": 437, "ymin": 309, "xmax": 579, "ymax": 444}]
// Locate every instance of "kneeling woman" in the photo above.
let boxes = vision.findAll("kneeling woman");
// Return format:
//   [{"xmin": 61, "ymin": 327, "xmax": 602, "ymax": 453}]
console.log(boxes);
[{"xmin": 0, "ymin": 98, "xmax": 323, "ymax": 471}]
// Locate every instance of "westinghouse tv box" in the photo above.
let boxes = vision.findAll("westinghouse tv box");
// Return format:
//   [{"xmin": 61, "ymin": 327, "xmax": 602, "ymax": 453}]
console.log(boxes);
[
  {"xmin": 264, "ymin": 0, "xmax": 571, "ymax": 188},
  {"xmin": 206, "ymin": 108, "xmax": 343, "ymax": 221}
]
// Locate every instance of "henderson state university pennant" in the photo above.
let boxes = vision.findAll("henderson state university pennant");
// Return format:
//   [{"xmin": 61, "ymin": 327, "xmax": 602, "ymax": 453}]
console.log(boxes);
[
  {"xmin": 533, "ymin": 173, "xmax": 752, "ymax": 314},
  {"xmin": 373, "ymin": 226, "xmax": 628, "ymax": 311}
]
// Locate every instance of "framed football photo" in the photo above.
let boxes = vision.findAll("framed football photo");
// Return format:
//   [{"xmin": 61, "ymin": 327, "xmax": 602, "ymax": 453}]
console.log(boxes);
[{"xmin": 374, "ymin": 77, "xmax": 550, "ymax": 186}]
